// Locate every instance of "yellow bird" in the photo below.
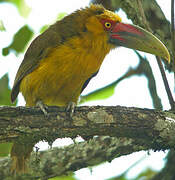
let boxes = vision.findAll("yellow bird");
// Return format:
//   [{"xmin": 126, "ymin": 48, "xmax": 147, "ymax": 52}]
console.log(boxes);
[{"xmin": 10, "ymin": 4, "xmax": 170, "ymax": 172}]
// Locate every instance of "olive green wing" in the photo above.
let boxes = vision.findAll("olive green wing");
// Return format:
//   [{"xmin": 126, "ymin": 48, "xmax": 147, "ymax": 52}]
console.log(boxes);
[
  {"xmin": 11, "ymin": 29, "xmax": 62, "ymax": 102},
  {"xmin": 11, "ymin": 11, "xmax": 89, "ymax": 103},
  {"xmin": 81, "ymin": 71, "xmax": 99, "ymax": 93}
]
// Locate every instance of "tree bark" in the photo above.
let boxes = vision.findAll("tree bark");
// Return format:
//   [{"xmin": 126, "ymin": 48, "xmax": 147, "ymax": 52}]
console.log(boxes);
[
  {"xmin": 0, "ymin": 105, "xmax": 175, "ymax": 179},
  {"xmin": 0, "ymin": 106, "xmax": 175, "ymax": 148},
  {"xmin": 0, "ymin": 136, "xmax": 149, "ymax": 180}
]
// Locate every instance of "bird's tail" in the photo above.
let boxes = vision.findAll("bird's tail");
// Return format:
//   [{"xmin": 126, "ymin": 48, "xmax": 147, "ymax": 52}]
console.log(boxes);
[{"xmin": 10, "ymin": 142, "xmax": 34, "ymax": 173}]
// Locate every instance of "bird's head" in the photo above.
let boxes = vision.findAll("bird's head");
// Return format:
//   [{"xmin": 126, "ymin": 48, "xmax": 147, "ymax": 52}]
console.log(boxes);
[{"xmin": 84, "ymin": 4, "xmax": 170, "ymax": 62}]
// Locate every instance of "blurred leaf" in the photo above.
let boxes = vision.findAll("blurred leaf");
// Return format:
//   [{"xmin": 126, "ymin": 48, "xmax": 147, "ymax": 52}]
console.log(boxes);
[
  {"xmin": 79, "ymin": 81, "xmax": 118, "ymax": 104},
  {"xmin": 40, "ymin": 12, "xmax": 67, "ymax": 34},
  {"xmin": 40, "ymin": 25, "xmax": 49, "ymax": 34},
  {"xmin": 80, "ymin": 51, "xmax": 163, "ymax": 109},
  {"xmin": 135, "ymin": 168, "xmax": 157, "ymax": 180},
  {"xmin": 49, "ymin": 174, "xmax": 77, "ymax": 180},
  {"xmin": 0, "ymin": 20, "xmax": 5, "ymax": 31},
  {"xmin": 0, "ymin": 143, "xmax": 12, "ymax": 157},
  {"xmin": 106, "ymin": 155, "xmax": 147, "ymax": 180},
  {"xmin": 0, "ymin": 74, "xmax": 17, "ymax": 106},
  {"xmin": 2, "ymin": 25, "xmax": 34, "ymax": 56},
  {"xmin": 107, "ymin": 168, "xmax": 157, "ymax": 180},
  {"xmin": 57, "ymin": 12, "xmax": 67, "ymax": 20},
  {"xmin": 106, "ymin": 174, "xmax": 127, "ymax": 180},
  {"xmin": 79, "ymin": 63, "xmax": 142, "ymax": 104},
  {"xmin": 0, "ymin": 0, "xmax": 31, "ymax": 18}
]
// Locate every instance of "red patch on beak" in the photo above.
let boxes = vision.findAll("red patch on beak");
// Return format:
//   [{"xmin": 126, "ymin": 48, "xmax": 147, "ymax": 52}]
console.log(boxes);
[
  {"xmin": 111, "ymin": 23, "xmax": 143, "ymax": 36},
  {"xmin": 110, "ymin": 23, "xmax": 144, "ymax": 43},
  {"xmin": 111, "ymin": 34, "xmax": 125, "ymax": 42}
]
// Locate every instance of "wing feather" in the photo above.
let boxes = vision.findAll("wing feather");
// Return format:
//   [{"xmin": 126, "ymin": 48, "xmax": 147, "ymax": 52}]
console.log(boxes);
[
  {"xmin": 81, "ymin": 71, "xmax": 99, "ymax": 93},
  {"xmin": 11, "ymin": 29, "xmax": 62, "ymax": 102}
]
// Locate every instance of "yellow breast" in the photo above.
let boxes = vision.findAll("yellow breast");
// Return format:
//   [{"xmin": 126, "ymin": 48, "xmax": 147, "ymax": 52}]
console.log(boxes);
[{"xmin": 20, "ymin": 33, "xmax": 112, "ymax": 106}]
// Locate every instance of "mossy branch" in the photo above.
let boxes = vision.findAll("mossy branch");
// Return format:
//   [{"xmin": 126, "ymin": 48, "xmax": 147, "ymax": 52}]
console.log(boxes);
[
  {"xmin": 0, "ymin": 105, "xmax": 175, "ymax": 179},
  {"xmin": 0, "ymin": 105, "xmax": 175, "ymax": 148},
  {"xmin": 0, "ymin": 136, "xmax": 148, "ymax": 180}
]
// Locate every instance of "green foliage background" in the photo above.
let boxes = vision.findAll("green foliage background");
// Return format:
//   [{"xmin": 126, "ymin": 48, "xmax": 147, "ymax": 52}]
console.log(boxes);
[{"xmin": 0, "ymin": 0, "xmax": 172, "ymax": 179}]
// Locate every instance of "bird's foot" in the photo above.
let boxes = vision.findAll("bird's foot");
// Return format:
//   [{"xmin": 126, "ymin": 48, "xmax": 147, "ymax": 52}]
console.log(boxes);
[
  {"xmin": 66, "ymin": 102, "xmax": 76, "ymax": 117},
  {"xmin": 36, "ymin": 100, "xmax": 48, "ymax": 115}
]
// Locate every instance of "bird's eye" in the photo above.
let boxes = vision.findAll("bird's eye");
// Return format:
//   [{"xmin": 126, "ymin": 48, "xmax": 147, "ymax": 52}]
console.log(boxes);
[{"xmin": 105, "ymin": 22, "xmax": 111, "ymax": 28}]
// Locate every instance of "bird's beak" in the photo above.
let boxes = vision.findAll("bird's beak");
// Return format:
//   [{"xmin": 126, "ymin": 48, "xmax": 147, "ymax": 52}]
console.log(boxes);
[{"xmin": 109, "ymin": 23, "xmax": 170, "ymax": 62}]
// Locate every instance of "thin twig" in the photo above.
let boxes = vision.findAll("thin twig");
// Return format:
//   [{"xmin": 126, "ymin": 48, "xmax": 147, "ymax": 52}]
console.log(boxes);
[
  {"xmin": 137, "ymin": 0, "xmax": 175, "ymax": 110},
  {"xmin": 137, "ymin": 0, "xmax": 151, "ymax": 31},
  {"xmin": 171, "ymin": 0, "xmax": 175, "ymax": 80},
  {"xmin": 156, "ymin": 56, "xmax": 175, "ymax": 110},
  {"xmin": 119, "ymin": 155, "xmax": 147, "ymax": 177}
]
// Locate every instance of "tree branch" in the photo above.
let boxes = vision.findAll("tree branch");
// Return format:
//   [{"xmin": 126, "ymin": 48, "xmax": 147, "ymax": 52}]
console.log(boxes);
[
  {"xmin": 0, "ymin": 105, "xmax": 175, "ymax": 179},
  {"xmin": 0, "ymin": 136, "xmax": 148, "ymax": 180},
  {"xmin": 0, "ymin": 105, "xmax": 175, "ymax": 148},
  {"xmin": 171, "ymin": 0, "xmax": 175, "ymax": 73},
  {"xmin": 135, "ymin": 0, "xmax": 175, "ymax": 110}
]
